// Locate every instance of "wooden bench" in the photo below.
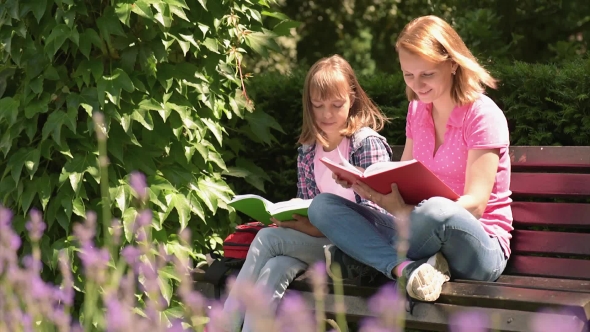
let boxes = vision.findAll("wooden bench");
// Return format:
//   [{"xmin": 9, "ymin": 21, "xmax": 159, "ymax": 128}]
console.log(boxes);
[{"xmin": 195, "ymin": 146, "xmax": 590, "ymax": 332}]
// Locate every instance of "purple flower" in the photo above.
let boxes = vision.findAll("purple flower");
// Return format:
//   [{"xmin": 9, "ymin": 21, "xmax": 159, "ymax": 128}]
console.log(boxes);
[
  {"xmin": 111, "ymin": 219, "xmax": 123, "ymax": 245},
  {"xmin": 106, "ymin": 295, "xmax": 134, "ymax": 332},
  {"xmin": 309, "ymin": 261, "xmax": 327, "ymax": 292},
  {"xmin": 359, "ymin": 317, "xmax": 399, "ymax": 332},
  {"xmin": 73, "ymin": 212, "xmax": 97, "ymax": 247},
  {"xmin": 121, "ymin": 246, "xmax": 142, "ymax": 267},
  {"xmin": 167, "ymin": 319, "xmax": 186, "ymax": 332},
  {"xmin": 58, "ymin": 251, "xmax": 74, "ymax": 306},
  {"xmin": 529, "ymin": 308, "xmax": 582, "ymax": 332},
  {"xmin": 135, "ymin": 209, "xmax": 152, "ymax": 229},
  {"xmin": 78, "ymin": 245, "xmax": 110, "ymax": 282},
  {"xmin": 130, "ymin": 172, "xmax": 148, "ymax": 201},
  {"xmin": 367, "ymin": 283, "xmax": 404, "ymax": 317},
  {"xmin": 0, "ymin": 206, "xmax": 13, "ymax": 226},
  {"xmin": 449, "ymin": 309, "xmax": 489, "ymax": 332},
  {"xmin": 276, "ymin": 292, "xmax": 315, "ymax": 332},
  {"xmin": 25, "ymin": 209, "xmax": 46, "ymax": 242}
]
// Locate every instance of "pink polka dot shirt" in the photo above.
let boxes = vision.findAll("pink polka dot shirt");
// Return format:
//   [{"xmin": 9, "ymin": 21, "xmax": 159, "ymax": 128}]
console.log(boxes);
[{"xmin": 406, "ymin": 94, "xmax": 514, "ymax": 257}]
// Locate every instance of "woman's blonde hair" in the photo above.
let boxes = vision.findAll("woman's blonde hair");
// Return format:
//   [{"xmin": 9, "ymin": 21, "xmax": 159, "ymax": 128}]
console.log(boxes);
[
  {"xmin": 395, "ymin": 15, "xmax": 497, "ymax": 106},
  {"xmin": 298, "ymin": 55, "xmax": 388, "ymax": 146}
]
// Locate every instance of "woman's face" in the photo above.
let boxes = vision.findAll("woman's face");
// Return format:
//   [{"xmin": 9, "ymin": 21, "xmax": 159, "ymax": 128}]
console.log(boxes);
[{"xmin": 398, "ymin": 48, "xmax": 457, "ymax": 104}]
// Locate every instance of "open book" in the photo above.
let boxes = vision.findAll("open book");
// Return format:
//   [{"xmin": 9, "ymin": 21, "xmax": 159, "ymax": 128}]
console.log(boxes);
[
  {"xmin": 228, "ymin": 194, "xmax": 313, "ymax": 224},
  {"xmin": 320, "ymin": 157, "xmax": 459, "ymax": 205}
]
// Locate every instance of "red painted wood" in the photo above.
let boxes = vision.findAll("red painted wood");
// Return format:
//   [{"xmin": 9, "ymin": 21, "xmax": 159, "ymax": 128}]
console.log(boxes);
[
  {"xmin": 511, "ymin": 173, "xmax": 590, "ymax": 196},
  {"xmin": 506, "ymin": 255, "xmax": 590, "ymax": 280},
  {"xmin": 511, "ymin": 230, "xmax": 590, "ymax": 256},
  {"xmin": 510, "ymin": 146, "xmax": 590, "ymax": 167},
  {"xmin": 512, "ymin": 202, "xmax": 590, "ymax": 228}
]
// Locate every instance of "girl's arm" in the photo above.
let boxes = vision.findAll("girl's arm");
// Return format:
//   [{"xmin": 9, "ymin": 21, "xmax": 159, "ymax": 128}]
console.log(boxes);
[{"xmin": 456, "ymin": 148, "xmax": 500, "ymax": 219}]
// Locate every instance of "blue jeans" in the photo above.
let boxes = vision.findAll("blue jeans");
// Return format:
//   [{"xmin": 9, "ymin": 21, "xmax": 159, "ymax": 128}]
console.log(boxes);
[
  {"xmin": 222, "ymin": 227, "xmax": 331, "ymax": 332},
  {"xmin": 308, "ymin": 194, "xmax": 507, "ymax": 281}
]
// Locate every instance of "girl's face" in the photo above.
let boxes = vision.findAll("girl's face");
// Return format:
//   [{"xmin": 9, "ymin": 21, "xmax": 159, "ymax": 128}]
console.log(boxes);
[
  {"xmin": 310, "ymin": 90, "xmax": 351, "ymax": 139},
  {"xmin": 398, "ymin": 48, "xmax": 457, "ymax": 104}
]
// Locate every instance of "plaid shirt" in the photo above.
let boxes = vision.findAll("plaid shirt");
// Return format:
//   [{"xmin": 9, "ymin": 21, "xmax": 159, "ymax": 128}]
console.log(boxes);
[{"xmin": 296, "ymin": 127, "xmax": 393, "ymax": 214}]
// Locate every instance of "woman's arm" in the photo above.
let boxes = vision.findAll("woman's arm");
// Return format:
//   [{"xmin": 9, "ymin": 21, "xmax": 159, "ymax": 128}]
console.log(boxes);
[
  {"xmin": 456, "ymin": 148, "xmax": 500, "ymax": 219},
  {"xmin": 400, "ymin": 138, "xmax": 414, "ymax": 161}
]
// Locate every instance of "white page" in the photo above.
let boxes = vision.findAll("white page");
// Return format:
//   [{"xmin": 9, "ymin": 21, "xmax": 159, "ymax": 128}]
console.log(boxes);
[
  {"xmin": 229, "ymin": 194, "xmax": 274, "ymax": 210},
  {"xmin": 363, "ymin": 159, "xmax": 417, "ymax": 177},
  {"xmin": 270, "ymin": 199, "xmax": 313, "ymax": 215}
]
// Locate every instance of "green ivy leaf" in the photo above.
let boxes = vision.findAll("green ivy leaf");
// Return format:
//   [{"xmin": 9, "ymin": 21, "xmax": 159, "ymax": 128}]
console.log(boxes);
[
  {"xmin": 45, "ymin": 24, "xmax": 71, "ymax": 57},
  {"xmin": 42, "ymin": 110, "xmax": 77, "ymax": 144},
  {"xmin": 115, "ymin": 3, "xmax": 133, "ymax": 26},
  {"xmin": 97, "ymin": 68, "xmax": 134, "ymax": 106},
  {"xmin": 131, "ymin": 0, "xmax": 154, "ymax": 21},
  {"xmin": 24, "ymin": 93, "xmax": 51, "ymax": 119},
  {"xmin": 202, "ymin": 38, "xmax": 218, "ymax": 53},
  {"xmin": 122, "ymin": 207, "xmax": 138, "ymax": 242},
  {"xmin": 172, "ymin": 193, "xmax": 190, "ymax": 230},
  {"xmin": 0, "ymin": 97, "xmax": 19, "ymax": 126},
  {"xmin": 61, "ymin": 154, "xmax": 92, "ymax": 193},
  {"xmin": 201, "ymin": 118, "xmax": 224, "ymax": 146},
  {"xmin": 244, "ymin": 29, "xmax": 280, "ymax": 57},
  {"xmin": 32, "ymin": 0, "xmax": 48, "ymax": 23},
  {"xmin": 72, "ymin": 196, "xmax": 86, "ymax": 217},
  {"xmin": 38, "ymin": 172, "xmax": 53, "ymax": 210},
  {"xmin": 196, "ymin": 0, "xmax": 207, "ymax": 10},
  {"xmin": 21, "ymin": 181, "xmax": 37, "ymax": 215},
  {"xmin": 131, "ymin": 109, "xmax": 154, "ymax": 130},
  {"xmin": 9, "ymin": 148, "xmax": 40, "ymax": 183}
]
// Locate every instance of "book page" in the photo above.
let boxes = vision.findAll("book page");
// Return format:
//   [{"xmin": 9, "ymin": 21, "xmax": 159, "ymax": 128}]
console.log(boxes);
[
  {"xmin": 229, "ymin": 194, "xmax": 274, "ymax": 210},
  {"xmin": 363, "ymin": 159, "xmax": 417, "ymax": 177},
  {"xmin": 269, "ymin": 199, "xmax": 313, "ymax": 216}
]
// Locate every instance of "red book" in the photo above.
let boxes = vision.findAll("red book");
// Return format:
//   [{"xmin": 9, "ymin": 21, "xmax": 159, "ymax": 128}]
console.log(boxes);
[{"xmin": 320, "ymin": 157, "xmax": 459, "ymax": 205}]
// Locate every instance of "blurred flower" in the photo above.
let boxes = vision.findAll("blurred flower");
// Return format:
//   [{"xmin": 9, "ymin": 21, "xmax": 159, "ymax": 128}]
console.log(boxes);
[
  {"xmin": 309, "ymin": 261, "xmax": 327, "ymax": 294},
  {"xmin": 359, "ymin": 317, "xmax": 398, "ymax": 332},
  {"xmin": 130, "ymin": 171, "xmax": 148, "ymax": 202},
  {"xmin": 25, "ymin": 209, "xmax": 46, "ymax": 242},
  {"xmin": 529, "ymin": 308, "xmax": 582, "ymax": 332},
  {"xmin": 73, "ymin": 212, "xmax": 97, "ymax": 247},
  {"xmin": 449, "ymin": 309, "xmax": 489, "ymax": 332},
  {"xmin": 276, "ymin": 291, "xmax": 315, "ymax": 332}
]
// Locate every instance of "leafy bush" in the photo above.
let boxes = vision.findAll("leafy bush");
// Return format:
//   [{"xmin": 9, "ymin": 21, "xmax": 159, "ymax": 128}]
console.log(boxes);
[
  {"xmin": 229, "ymin": 56, "xmax": 590, "ymax": 204},
  {"xmin": 0, "ymin": 0, "xmax": 294, "ymax": 279}
]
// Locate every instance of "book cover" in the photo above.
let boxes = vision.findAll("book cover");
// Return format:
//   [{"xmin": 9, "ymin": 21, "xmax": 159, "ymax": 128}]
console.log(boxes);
[
  {"xmin": 320, "ymin": 157, "xmax": 459, "ymax": 205},
  {"xmin": 228, "ymin": 194, "xmax": 313, "ymax": 224}
]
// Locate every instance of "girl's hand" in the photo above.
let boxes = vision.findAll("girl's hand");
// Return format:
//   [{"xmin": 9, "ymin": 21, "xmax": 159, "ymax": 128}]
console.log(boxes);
[
  {"xmin": 272, "ymin": 215, "xmax": 324, "ymax": 237},
  {"xmin": 332, "ymin": 166, "xmax": 365, "ymax": 189},
  {"xmin": 352, "ymin": 181, "xmax": 413, "ymax": 220}
]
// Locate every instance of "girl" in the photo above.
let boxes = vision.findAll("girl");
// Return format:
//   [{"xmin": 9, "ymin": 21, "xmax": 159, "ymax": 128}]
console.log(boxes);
[
  {"xmin": 309, "ymin": 15, "xmax": 512, "ymax": 303},
  {"xmin": 222, "ymin": 54, "xmax": 393, "ymax": 331}
]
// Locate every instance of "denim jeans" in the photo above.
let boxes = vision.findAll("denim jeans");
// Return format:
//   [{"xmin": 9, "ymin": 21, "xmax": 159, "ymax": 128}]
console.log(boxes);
[
  {"xmin": 308, "ymin": 194, "xmax": 508, "ymax": 281},
  {"xmin": 222, "ymin": 227, "xmax": 331, "ymax": 332}
]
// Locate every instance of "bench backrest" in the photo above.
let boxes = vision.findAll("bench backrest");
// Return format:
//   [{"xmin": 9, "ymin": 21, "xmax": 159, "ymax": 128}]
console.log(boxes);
[{"xmin": 391, "ymin": 146, "xmax": 590, "ymax": 281}]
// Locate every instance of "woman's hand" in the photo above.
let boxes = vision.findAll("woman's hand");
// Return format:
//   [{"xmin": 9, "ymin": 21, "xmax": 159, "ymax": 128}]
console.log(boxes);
[
  {"xmin": 352, "ymin": 181, "xmax": 413, "ymax": 220},
  {"xmin": 272, "ymin": 215, "xmax": 325, "ymax": 237}
]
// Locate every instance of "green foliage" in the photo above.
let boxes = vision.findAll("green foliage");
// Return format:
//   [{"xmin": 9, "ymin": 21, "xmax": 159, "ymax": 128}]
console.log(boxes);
[
  {"xmin": 275, "ymin": 0, "xmax": 590, "ymax": 74},
  {"xmin": 0, "ymin": 0, "xmax": 291, "ymax": 275},
  {"xmin": 229, "ymin": 56, "xmax": 590, "ymax": 203}
]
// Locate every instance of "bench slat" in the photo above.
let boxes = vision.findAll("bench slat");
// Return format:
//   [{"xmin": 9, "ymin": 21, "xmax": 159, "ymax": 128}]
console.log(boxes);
[
  {"xmin": 294, "ymin": 290, "xmax": 588, "ymax": 332},
  {"xmin": 439, "ymin": 282, "xmax": 590, "ymax": 318},
  {"xmin": 506, "ymin": 255, "xmax": 590, "ymax": 280},
  {"xmin": 510, "ymin": 146, "xmax": 590, "ymax": 168},
  {"xmin": 511, "ymin": 173, "xmax": 590, "ymax": 197},
  {"xmin": 512, "ymin": 202, "xmax": 590, "ymax": 228},
  {"xmin": 511, "ymin": 230, "xmax": 590, "ymax": 256},
  {"xmin": 461, "ymin": 275, "xmax": 590, "ymax": 293}
]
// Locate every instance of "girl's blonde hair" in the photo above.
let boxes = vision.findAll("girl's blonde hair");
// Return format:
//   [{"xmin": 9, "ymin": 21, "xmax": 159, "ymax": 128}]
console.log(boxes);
[
  {"xmin": 395, "ymin": 15, "xmax": 497, "ymax": 106},
  {"xmin": 297, "ymin": 55, "xmax": 388, "ymax": 146}
]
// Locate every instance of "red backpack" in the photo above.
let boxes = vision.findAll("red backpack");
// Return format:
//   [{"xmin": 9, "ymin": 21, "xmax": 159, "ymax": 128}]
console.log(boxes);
[
  {"xmin": 223, "ymin": 221, "xmax": 277, "ymax": 260},
  {"xmin": 204, "ymin": 222, "xmax": 277, "ymax": 297}
]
